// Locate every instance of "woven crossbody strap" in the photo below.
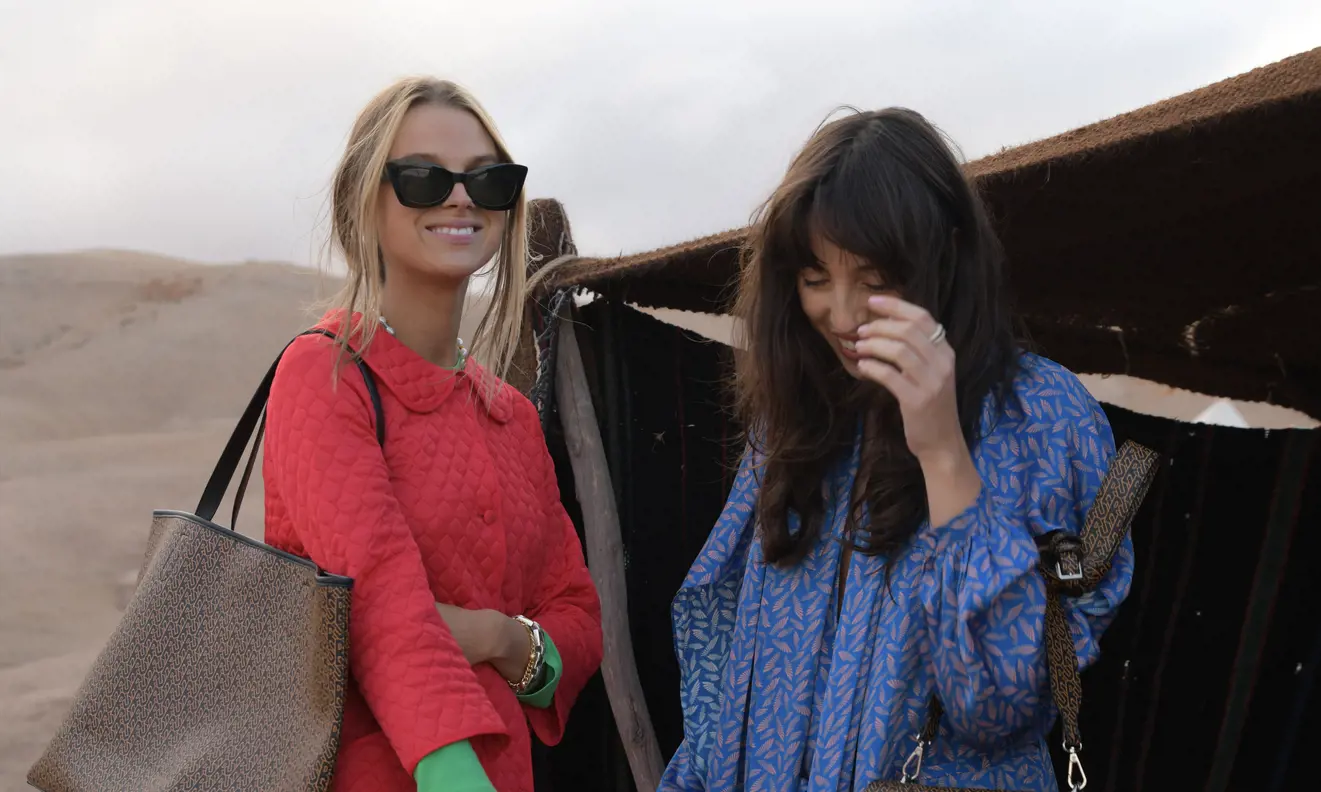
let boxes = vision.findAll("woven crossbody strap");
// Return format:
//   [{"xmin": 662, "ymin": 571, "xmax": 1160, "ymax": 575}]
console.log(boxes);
[
  {"xmin": 1037, "ymin": 440, "xmax": 1159, "ymax": 750},
  {"xmin": 905, "ymin": 440, "xmax": 1160, "ymax": 790}
]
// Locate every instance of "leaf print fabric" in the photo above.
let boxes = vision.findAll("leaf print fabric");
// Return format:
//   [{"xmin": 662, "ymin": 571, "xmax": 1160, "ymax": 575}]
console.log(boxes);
[{"xmin": 660, "ymin": 352, "xmax": 1134, "ymax": 792}]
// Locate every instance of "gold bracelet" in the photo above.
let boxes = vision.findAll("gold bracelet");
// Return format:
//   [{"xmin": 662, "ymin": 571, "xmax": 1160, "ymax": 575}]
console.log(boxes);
[{"xmin": 508, "ymin": 616, "xmax": 544, "ymax": 694}]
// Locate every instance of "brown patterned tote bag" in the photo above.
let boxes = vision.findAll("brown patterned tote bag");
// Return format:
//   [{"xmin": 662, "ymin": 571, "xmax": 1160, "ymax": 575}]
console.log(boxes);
[
  {"xmin": 28, "ymin": 329, "xmax": 381, "ymax": 792},
  {"xmin": 864, "ymin": 440, "xmax": 1160, "ymax": 792}
]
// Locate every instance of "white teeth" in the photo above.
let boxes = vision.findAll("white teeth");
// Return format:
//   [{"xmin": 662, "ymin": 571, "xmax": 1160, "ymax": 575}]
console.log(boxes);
[
  {"xmin": 430, "ymin": 226, "xmax": 475, "ymax": 236},
  {"xmin": 841, "ymin": 340, "xmax": 857, "ymax": 351}
]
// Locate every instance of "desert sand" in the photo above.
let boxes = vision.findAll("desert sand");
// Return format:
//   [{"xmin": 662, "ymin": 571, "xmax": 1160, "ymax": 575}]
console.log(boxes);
[
  {"xmin": 0, "ymin": 251, "xmax": 495, "ymax": 788},
  {"xmin": 1, "ymin": 252, "xmax": 1314, "ymax": 790}
]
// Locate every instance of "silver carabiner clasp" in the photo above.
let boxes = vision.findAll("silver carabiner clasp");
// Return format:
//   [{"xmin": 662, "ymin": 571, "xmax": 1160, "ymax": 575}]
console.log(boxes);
[
  {"xmin": 1066, "ymin": 745, "xmax": 1088, "ymax": 791},
  {"xmin": 900, "ymin": 741, "xmax": 926, "ymax": 783}
]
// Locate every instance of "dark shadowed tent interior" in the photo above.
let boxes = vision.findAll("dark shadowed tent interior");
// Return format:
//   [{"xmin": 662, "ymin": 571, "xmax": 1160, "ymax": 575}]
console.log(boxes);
[{"xmin": 513, "ymin": 46, "xmax": 1321, "ymax": 792}]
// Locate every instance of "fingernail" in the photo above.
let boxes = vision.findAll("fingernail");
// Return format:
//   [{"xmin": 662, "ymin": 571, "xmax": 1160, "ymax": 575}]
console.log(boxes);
[{"xmin": 869, "ymin": 295, "xmax": 886, "ymax": 306}]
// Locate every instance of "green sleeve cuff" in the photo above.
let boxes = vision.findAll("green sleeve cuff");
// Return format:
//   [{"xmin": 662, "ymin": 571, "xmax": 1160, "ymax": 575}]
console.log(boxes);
[
  {"xmin": 413, "ymin": 740, "xmax": 495, "ymax": 792},
  {"xmin": 516, "ymin": 630, "xmax": 562, "ymax": 709}
]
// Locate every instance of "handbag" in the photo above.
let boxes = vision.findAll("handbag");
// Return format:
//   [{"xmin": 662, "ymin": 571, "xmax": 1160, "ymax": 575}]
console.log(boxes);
[
  {"xmin": 27, "ymin": 329, "xmax": 385, "ymax": 792},
  {"xmin": 864, "ymin": 440, "xmax": 1160, "ymax": 792}
]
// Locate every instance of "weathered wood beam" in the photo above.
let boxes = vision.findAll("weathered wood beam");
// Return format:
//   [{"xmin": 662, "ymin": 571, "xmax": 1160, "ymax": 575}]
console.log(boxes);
[{"xmin": 554, "ymin": 311, "xmax": 664, "ymax": 791}]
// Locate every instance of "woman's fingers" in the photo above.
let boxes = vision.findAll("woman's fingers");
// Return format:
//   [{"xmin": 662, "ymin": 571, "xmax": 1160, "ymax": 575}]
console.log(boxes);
[
  {"xmin": 857, "ymin": 318, "xmax": 936, "ymax": 362},
  {"xmin": 854, "ymin": 336, "xmax": 929, "ymax": 385},
  {"xmin": 857, "ymin": 357, "xmax": 922, "ymax": 403},
  {"xmin": 854, "ymin": 296, "xmax": 957, "ymax": 403},
  {"xmin": 867, "ymin": 295, "xmax": 939, "ymax": 332}
]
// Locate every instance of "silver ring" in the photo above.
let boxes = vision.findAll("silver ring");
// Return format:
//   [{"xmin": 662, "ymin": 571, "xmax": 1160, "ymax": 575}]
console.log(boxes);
[{"xmin": 929, "ymin": 323, "xmax": 947, "ymax": 345}]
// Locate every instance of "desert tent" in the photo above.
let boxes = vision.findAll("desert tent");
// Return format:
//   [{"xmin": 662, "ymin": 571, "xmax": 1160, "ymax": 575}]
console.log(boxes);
[{"xmin": 519, "ymin": 47, "xmax": 1321, "ymax": 792}]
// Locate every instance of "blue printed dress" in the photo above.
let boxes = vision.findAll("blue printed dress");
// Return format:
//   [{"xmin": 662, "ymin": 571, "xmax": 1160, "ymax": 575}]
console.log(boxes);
[{"xmin": 660, "ymin": 353, "xmax": 1133, "ymax": 792}]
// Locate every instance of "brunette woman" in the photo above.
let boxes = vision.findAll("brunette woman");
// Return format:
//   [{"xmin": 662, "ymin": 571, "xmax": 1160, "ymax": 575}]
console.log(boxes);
[{"xmin": 661, "ymin": 108, "xmax": 1132, "ymax": 791}]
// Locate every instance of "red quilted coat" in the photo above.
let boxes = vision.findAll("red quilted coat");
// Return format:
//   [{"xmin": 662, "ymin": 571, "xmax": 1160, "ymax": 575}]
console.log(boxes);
[{"xmin": 262, "ymin": 312, "xmax": 603, "ymax": 792}]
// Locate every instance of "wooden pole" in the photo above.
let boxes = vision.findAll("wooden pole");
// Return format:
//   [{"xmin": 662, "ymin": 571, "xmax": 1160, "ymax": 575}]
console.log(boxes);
[{"xmin": 554, "ymin": 312, "xmax": 665, "ymax": 791}]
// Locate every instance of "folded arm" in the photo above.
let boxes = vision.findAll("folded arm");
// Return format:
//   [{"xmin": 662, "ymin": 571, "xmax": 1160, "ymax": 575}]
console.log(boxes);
[{"xmin": 515, "ymin": 401, "xmax": 603, "ymax": 745}]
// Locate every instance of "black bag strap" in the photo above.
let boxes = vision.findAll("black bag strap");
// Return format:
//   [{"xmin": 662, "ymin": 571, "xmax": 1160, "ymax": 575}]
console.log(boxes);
[{"xmin": 195, "ymin": 328, "xmax": 385, "ymax": 526}]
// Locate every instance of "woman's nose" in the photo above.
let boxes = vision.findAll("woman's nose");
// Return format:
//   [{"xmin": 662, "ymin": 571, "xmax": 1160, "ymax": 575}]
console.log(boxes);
[
  {"xmin": 444, "ymin": 181, "xmax": 474, "ymax": 209},
  {"xmin": 828, "ymin": 286, "xmax": 868, "ymax": 335}
]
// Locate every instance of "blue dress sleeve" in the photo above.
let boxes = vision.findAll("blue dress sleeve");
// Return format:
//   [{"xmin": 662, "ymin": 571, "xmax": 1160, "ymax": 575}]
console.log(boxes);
[
  {"xmin": 659, "ymin": 441, "xmax": 762, "ymax": 791},
  {"xmin": 915, "ymin": 363, "xmax": 1133, "ymax": 749}
]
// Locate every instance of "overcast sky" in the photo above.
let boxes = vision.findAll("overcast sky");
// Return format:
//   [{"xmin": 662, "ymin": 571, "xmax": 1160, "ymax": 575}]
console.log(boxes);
[{"xmin": 1, "ymin": 0, "xmax": 1317, "ymax": 267}]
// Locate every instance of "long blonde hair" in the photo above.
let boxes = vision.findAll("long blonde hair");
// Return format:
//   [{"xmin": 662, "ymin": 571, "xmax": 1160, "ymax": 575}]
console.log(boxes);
[{"xmin": 326, "ymin": 76, "xmax": 528, "ymax": 380}]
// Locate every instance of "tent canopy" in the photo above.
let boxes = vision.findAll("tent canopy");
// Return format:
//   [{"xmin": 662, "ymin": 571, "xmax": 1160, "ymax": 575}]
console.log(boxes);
[{"xmin": 533, "ymin": 47, "xmax": 1321, "ymax": 417}]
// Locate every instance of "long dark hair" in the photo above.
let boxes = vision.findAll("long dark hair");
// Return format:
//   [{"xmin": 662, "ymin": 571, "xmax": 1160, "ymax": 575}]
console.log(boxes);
[{"xmin": 733, "ymin": 107, "xmax": 1021, "ymax": 567}]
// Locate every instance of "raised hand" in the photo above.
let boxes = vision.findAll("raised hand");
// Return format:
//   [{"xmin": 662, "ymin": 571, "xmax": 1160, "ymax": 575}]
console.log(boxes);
[
  {"xmin": 855, "ymin": 295, "xmax": 982, "ymax": 526},
  {"xmin": 855, "ymin": 295, "xmax": 961, "ymax": 461}
]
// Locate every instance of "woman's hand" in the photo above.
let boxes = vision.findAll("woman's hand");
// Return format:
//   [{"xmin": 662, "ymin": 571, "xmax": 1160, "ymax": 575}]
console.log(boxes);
[
  {"xmin": 855, "ymin": 295, "xmax": 962, "ymax": 459},
  {"xmin": 435, "ymin": 604, "xmax": 532, "ymax": 683},
  {"xmin": 855, "ymin": 295, "xmax": 982, "ymax": 525}
]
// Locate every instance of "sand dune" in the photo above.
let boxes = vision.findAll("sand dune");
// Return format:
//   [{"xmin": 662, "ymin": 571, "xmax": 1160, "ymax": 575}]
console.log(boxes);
[
  {"xmin": 0, "ymin": 252, "xmax": 326, "ymax": 443},
  {"xmin": 0, "ymin": 252, "xmax": 322, "ymax": 787},
  {"xmin": 0, "ymin": 251, "xmax": 496, "ymax": 788}
]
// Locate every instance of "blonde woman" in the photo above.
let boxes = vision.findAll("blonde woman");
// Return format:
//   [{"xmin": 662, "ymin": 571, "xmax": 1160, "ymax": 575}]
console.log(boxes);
[{"xmin": 262, "ymin": 78, "xmax": 603, "ymax": 792}]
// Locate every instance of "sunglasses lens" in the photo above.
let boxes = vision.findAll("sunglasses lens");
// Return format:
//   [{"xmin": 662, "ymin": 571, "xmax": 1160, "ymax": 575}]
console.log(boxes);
[
  {"xmin": 392, "ymin": 165, "xmax": 453, "ymax": 208},
  {"xmin": 466, "ymin": 164, "xmax": 527, "ymax": 210}
]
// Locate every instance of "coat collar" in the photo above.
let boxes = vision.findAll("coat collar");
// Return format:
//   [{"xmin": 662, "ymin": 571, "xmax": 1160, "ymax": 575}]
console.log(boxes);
[{"xmin": 313, "ymin": 311, "xmax": 513, "ymax": 423}]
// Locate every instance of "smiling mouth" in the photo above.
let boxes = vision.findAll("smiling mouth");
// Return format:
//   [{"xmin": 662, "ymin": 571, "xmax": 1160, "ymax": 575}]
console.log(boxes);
[
  {"xmin": 426, "ymin": 225, "xmax": 478, "ymax": 237},
  {"xmin": 837, "ymin": 337, "xmax": 863, "ymax": 362}
]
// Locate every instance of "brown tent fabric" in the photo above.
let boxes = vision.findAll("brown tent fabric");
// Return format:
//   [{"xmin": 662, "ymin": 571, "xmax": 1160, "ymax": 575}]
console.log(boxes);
[
  {"xmin": 964, "ymin": 45, "xmax": 1321, "ymax": 180},
  {"xmin": 530, "ymin": 47, "xmax": 1321, "ymax": 418}
]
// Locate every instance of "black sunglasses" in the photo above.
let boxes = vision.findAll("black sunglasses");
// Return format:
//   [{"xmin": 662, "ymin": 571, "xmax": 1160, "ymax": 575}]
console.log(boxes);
[{"xmin": 382, "ymin": 160, "xmax": 528, "ymax": 211}]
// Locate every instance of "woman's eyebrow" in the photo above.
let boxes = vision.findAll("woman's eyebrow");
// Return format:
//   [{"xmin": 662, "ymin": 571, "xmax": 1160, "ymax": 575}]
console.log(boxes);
[{"xmin": 391, "ymin": 152, "xmax": 500, "ymax": 169}]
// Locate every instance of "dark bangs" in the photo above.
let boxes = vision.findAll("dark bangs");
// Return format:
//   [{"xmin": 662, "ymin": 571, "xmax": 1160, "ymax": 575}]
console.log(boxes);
[{"xmin": 811, "ymin": 120, "xmax": 960, "ymax": 310}]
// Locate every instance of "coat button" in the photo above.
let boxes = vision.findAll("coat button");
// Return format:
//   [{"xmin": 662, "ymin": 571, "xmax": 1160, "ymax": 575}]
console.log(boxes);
[{"xmin": 484, "ymin": 510, "xmax": 497, "ymax": 524}]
